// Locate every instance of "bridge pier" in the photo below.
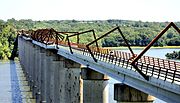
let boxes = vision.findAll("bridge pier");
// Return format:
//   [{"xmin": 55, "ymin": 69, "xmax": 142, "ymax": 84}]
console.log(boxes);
[
  {"xmin": 36, "ymin": 47, "xmax": 45, "ymax": 102},
  {"xmin": 39, "ymin": 48, "xmax": 47, "ymax": 103},
  {"xmin": 32, "ymin": 45, "xmax": 40, "ymax": 98},
  {"xmin": 81, "ymin": 67, "xmax": 109, "ymax": 103},
  {"xmin": 38, "ymin": 50, "xmax": 82, "ymax": 103},
  {"xmin": 114, "ymin": 83, "xmax": 155, "ymax": 103},
  {"xmin": 28, "ymin": 42, "xmax": 34, "ymax": 92},
  {"xmin": 44, "ymin": 50, "xmax": 56, "ymax": 103}
]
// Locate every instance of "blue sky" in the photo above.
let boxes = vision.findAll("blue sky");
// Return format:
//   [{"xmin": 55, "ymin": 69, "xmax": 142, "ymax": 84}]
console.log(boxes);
[{"xmin": 0, "ymin": 0, "xmax": 179, "ymax": 22}]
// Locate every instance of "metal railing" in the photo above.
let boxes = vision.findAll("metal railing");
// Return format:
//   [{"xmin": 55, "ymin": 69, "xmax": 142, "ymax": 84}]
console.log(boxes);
[
  {"xmin": 18, "ymin": 22, "xmax": 180, "ymax": 84},
  {"xmin": 44, "ymin": 39, "xmax": 180, "ymax": 83}
]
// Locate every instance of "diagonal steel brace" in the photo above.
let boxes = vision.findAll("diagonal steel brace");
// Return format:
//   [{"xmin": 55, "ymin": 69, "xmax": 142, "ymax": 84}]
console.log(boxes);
[
  {"xmin": 86, "ymin": 26, "xmax": 134, "ymax": 62},
  {"xmin": 131, "ymin": 22, "xmax": 180, "ymax": 80},
  {"xmin": 66, "ymin": 30, "xmax": 99, "ymax": 54}
]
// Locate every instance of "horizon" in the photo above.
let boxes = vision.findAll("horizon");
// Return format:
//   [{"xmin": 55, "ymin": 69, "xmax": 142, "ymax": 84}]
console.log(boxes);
[
  {"xmin": 2, "ymin": 18, "xmax": 180, "ymax": 23},
  {"xmin": 0, "ymin": 0, "xmax": 179, "ymax": 22}
]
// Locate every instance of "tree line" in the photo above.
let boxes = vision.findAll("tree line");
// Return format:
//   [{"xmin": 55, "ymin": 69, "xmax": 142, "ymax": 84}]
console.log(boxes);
[{"xmin": 0, "ymin": 18, "xmax": 180, "ymax": 59}]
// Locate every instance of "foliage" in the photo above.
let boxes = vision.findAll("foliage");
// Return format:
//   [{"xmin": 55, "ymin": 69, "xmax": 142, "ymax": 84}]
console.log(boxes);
[
  {"xmin": 0, "ymin": 18, "xmax": 180, "ymax": 59},
  {"xmin": 166, "ymin": 51, "xmax": 180, "ymax": 59}
]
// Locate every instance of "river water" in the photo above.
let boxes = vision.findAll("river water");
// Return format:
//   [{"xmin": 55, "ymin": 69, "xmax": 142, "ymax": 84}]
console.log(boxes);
[{"xmin": 108, "ymin": 48, "xmax": 180, "ymax": 103}]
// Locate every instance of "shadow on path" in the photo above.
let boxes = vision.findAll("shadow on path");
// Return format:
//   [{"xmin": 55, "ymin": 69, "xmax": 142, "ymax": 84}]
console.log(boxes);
[{"xmin": 10, "ymin": 60, "xmax": 22, "ymax": 103}]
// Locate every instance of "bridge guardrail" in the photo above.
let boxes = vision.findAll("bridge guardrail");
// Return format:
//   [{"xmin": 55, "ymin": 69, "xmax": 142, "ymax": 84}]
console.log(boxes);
[
  {"xmin": 60, "ymin": 41, "xmax": 180, "ymax": 84},
  {"xmin": 18, "ymin": 22, "xmax": 180, "ymax": 84}
]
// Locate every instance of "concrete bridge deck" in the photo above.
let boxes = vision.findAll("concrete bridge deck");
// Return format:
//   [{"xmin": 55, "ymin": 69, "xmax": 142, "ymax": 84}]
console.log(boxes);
[{"xmin": 0, "ymin": 61, "xmax": 35, "ymax": 103}]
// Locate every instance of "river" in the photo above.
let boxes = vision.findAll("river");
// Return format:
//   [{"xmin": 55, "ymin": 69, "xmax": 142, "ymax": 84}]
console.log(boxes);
[{"xmin": 108, "ymin": 48, "xmax": 180, "ymax": 103}]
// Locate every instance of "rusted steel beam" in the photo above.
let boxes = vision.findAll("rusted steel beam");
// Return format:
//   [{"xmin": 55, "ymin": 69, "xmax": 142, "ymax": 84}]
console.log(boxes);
[
  {"xmin": 86, "ymin": 26, "xmax": 134, "ymax": 62},
  {"xmin": 86, "ymin": 27, "xmax": 118, "ymax": 62},
  {"xmin": 87, "ymin": 27, "xmax": 118, "ymax": 46},
  {"xmin": 53, "ymin": 32, "xmax": 78, "ymax": 48},
  {"xmin": 56, "ymin": 32, "xmax": 79, "ymax": 53},
  {"xmin": 58, "ymin": 32, "xmax": 78, "ymax": 41},
  {"xmin": 25, "ymin": 28, "xmax": 65, "ymax": 46},
  {"xmin": 92, "ymin": 30, "xmax": 99, "ymax": 52},
  {"xmin": 55, "ymin": 31, "xmax": 59, "ymax": 49},
  {"xmin": 130, "ymin": 22, "xmax": 180, "ymax": 80},
  {"xmin": 131, "ymin": 22, "xmax": 180, "ymax": 65},
  {"xmin": 67, "ymin": 37, "xmax": 73, "ymax": 54},
  {"xmin": 68, "ymin": 30, "xmax": 94, "ymax": 37},
  {"xmin": 67, "ymin": 29, "xmax": 99, "ymax": 54},
  {"xmin": 77, "ymin": 35, "xmax": 80, "ymax": 44},
  {"xmin": 171, "ymin": 22, "xmax": 180, "ymax": 34},
  {"xmin": 67, "ymin": 30, "xmax": 99, "ymax": 49},
  {"xmin": 117, "ymin": 27, "xmax": 135, "ymax": 57}
]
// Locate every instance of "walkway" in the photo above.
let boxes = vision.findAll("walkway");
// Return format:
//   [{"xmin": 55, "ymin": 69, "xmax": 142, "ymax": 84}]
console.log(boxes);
[{"xmin": 0, "ymin": 60, "xmax": 35, "ymax": 103}]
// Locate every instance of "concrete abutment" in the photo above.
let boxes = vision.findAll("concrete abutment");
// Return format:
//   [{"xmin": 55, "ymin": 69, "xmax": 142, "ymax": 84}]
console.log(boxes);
[{"xmin": 114, "ymin": 83, "xmax": 155, "ymax": 103}]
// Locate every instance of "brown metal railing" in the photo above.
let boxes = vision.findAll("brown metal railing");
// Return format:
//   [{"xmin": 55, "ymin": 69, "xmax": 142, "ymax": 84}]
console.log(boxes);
[
  {"xmin": 55, "ymin": 40, "xmax": 180, "ymax": 83},
  {"xmin": 78, "ymin": 47, "xmax": 180, "ymax": 83}
]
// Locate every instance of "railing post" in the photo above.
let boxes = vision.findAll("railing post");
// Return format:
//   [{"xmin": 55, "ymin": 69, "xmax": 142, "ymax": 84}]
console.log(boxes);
[
  {"xmin": 115, "ymin": 56, "xmax": 118, "ymax": 65},
  {"xmin": 151, "ymin": 58, "xmax": 155, "ymax": 76},
  {"xmin": 118, "ymin": 57, "xmax": 122, "ymax": 66},
  {"xmin": 158, "ymin": 67, "xmax": 161, "ymax": 79},
  {"xmin": 172, "ymin": 69, "xmax": 176, "ymax": 83},
  {"xmin": 164, "ymin": 69, "xmax": 168, "ymax": 81}
]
